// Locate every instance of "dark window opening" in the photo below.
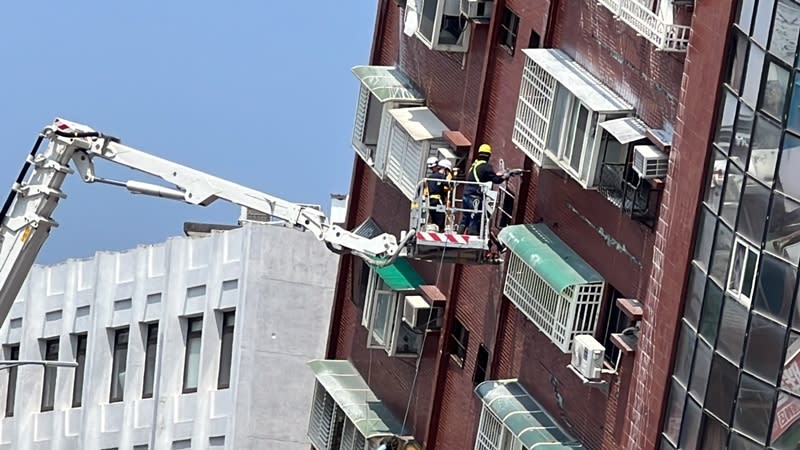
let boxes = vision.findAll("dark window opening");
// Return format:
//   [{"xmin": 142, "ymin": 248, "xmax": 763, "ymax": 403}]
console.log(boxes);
[
  {"xmin": 218, "ymin": 311, "xmax": 235, "ymax": 389},
  {"xmin": 498, "ymin": 8, "xmax": 520, "ymax": 53},
  {"xmin": 5, "ymin": 345, "xmax": 19, "ymax": 417},
  {"xmin": 528, "ymin": 29, "xmax": 541, "ymax": 49},
  {"xmin": 449, "ymin": 318, "xmax": 469, "ymax": 366},
  {"xmin": 41, "ymin": 338, "xmax": 59, "ymax": 411},
  {"xmin": 142, "ymin": 323, "xmax": 158, "ymax": 399},
  {"xmin": 72, "ymin": 334, "xmax": 87, "ymax": 407},
  {"xmin": 473, "ymin": 344, "xmax": 489, "ymax": 385},
  {"xmin": 110, "ymin": 328, "xmax": 129, "ymax": 403},
  {"xmin": 602, "ymin": 288, "xmax": 631, "ymax": 364},
  {"xmin": 183, "ymin": 317, "xmax": 203, "ymax": 393},
  {"xmin": 351, "ymin": 260, "xmax": 370, "ymax": 309}
]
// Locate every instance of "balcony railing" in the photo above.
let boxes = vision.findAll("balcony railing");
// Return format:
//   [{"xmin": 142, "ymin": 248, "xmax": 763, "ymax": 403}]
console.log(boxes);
[
  {"xmin": 597, "ymin": 163, "xmax": 660, "ymax": 227},
  {"xmin": 597, "ymin": 0, "xmax": 691, "ymax": 52}
]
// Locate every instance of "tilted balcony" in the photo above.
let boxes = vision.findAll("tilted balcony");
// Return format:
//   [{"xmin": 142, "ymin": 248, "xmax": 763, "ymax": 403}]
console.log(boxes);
[{"xmin": 597, "ymin": 0, "xmax": 691, "ymax": 52}]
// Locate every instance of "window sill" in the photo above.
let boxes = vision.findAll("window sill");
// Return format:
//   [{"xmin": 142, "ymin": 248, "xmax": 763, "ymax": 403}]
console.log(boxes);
[{"xmin": 610, "ymin": 332, "xmax": 637, "ymax": 354}]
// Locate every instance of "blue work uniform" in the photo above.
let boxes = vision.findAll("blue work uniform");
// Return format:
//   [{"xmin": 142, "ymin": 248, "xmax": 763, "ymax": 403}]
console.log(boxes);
[{"xmin": 460, "ymin": 158, "xmax": 505, "ymax": 234}]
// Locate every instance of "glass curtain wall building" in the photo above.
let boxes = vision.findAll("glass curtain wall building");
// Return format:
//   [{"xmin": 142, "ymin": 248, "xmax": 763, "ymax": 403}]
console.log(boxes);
[{"xmin": 662, "ymin": 0, "xmax": 800, "ymax": 448}]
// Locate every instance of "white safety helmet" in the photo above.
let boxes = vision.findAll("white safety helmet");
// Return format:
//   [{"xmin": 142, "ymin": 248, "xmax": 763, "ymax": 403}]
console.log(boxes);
[
  {"xmin": 438, "ymin": 159, "xmax": 453, "ymax": 171},
  {"xmin": 426, "ymin": 156, "xmax": 439, "ymax": 168}
]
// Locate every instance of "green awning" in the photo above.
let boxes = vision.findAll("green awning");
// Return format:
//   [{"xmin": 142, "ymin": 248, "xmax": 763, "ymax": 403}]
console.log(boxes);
[
  {"xmin": 375, "ymin": 258, "xmax": 423, "ymax": 291},
  {"xmin": 309, "ymin": 360, "xmax": 405, "ymax": 438},
  {"xmin": 498, "ymin": 224, "xmax": 603, "ymax": 294},
  {"xmin": 352, "ymin": 66, "xmax": 424, "ymax": 103},
  {"xmin": 476, "ymin": 380, "xmax": 586, "ymax": 449}
]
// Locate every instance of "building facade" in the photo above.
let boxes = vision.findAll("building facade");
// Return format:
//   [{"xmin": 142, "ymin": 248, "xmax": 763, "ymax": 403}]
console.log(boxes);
[
  {"xmin": 308, "ymin": 0, "xmax": 777, "ymax": 449},
  {"xmin": 0, "ymin": 222, "xmax": 338, "ymax": 450}
]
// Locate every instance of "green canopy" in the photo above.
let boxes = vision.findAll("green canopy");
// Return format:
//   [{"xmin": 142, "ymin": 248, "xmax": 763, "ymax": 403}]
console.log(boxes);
[
  {"xmin": 475, "ymin": 380, "xmax": 586, "ymax": 449},
  {"xmin": 375, "ymin": 258, "xmax": 424, "ymax": 291},
  {"xmin": 352, "ymin": 66, "xmax": 424, "ymax": 103},
  {"xmin": 498, "ymin": 224, "xmax": 603, "ymax": 294},
  {"xmin": 309, "ymin": 359, "xmax": 406, "ymax": 438}
]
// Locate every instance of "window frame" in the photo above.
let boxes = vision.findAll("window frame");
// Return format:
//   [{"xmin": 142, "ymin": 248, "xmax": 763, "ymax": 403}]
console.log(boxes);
[
  {"xmin": 217, "ymin": 311, "xmax": 235, "ymax": 389},
  {"xmin": 473, "ymin": 344, "xmax": 490, "ymax": 385},
  {"xmin": 72, "ymin": 334, "xmax": 88, "ymax": 408},
  {"xmin": 449, "ymin": 318, "xmax": 469, "ymax": 367},
  {"xmin": 726, "ymin": 237, "xmax": 760, "ymax": 307},
  {"xmin": 142, "ymin": 323, "xmax": 158, "ymax": 399},
  {"xmin": 41, "ymin": 337, "xmax": 60, "ymax": 412},
  {"xmin": 414, "ymin": 0, "xmax": 471, "ymax": 52},
  {"xmin": 109, "ymin": 328, "xmax": 129, "ymax": 403},
  {"xmin": 362, "ymin": 268, "xmax": 424, "ymax": 357},
  {"xmin": 498, "ymin": 7, "xmax": 520, "ymax": 54},
  {"xmin": 5, "ymin": 344, "xmax": 19, "ymax": 417},
  {"xmin": 182, "ymin": 316, "xmax": 203, "ymax": 394}
]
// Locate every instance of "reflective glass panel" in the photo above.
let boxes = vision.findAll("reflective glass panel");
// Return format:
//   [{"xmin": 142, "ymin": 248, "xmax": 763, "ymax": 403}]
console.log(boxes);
[
  {"xmin": 689, "ymin": 339, "xmax": 713, "ymax": 402},
  {"xmin": 770, "ymin": 392, "xmax": 800, "ymax": 449},
  {"xmin": 748, "ymin": 114, "xmax": 781, "ymax": 185},
  {"xmin": 700, "ymin": 413, "xmax": 729, "ymax": 450},
  {"xmin": 737, "ymin": 176, "xmax": 771, "ymax": 243},
  {"xmin": 743, "ymin": 45, "xmax": 766, "ymax": 108},
  {"xmin": 717, "ymin": 295, "xmax": 749, "ymax": 363},
  {"xmin": 705, "ymin": 148, "xmax": 728, "ymax": 213},
  {"xmin": 663, "ymin": 381, "xmax": 687, "ymax": 445},
  {"xmin": 753, "ymin": 0, "xmax": 776, "ymax": 47},
  {"xmin": 779, "ymin": 332, "xmax": 800, "ymax": 397},
  {"xmin": 767, "ymin": 191, "xmax": 800, "ymax": 265},
  {"xmin": 710, "ymin": 223, "xmax": 734, "ymax": 284},
  {"xmin": 694, "ymin": 209, "xmax": 716, "ymax": 270},
  {"xmin": 770, "ymin": 0, "xmax": 800, "ymax": 65},
  {"xmin": 788, "ymin": 76, "xmax": 800, "ymax": 132},
  {"xmin": 730, "ymin": 432, "xmax": 763, "ymax": 450},
  {"xmin": 722, "ymin": 162, "xmax": 745, "ymax": 225},
  {"xmin": 716, "ymin": 89, "xmax": 739, "ymax": 153},
  {"xmin": 675, "ymin": 322, "xmax": 698, "ymax": 385},
  {"xmin": 729, "ymin": 30, "xmax": 750, "ymax": 92},
  {"xmin": 754, "ymin": 253, "xmax": 797, "ymax": 324},
  {"xmin": 733, "ymin": 374, "xmax": 775, "ymax": 444},
  {"xmin": 686, "ymin": 265, "xmax": 707, "ymax": 329},
  {"xmin": 777, "ymin": 132, "xmax": 800, "ymax": 202},
  {"xmin": 680, "ymin": 397, "xmax": 702, "ymax": 450},
  {"xmin": 744, "ymin": 313, "xmax": 787, "ymax": 384},
  {"xmin": 706, "ymin": 354, "xmax": 739, "ymax": 422},
  {"xmin": 736, "ymin": 0, "xmax": 756, "ymax": 32},
  {"xmin": 700, "ymin": 280, "xmax": 724, "ymax": 342},
  {"xmin": 760, "ymin": 61, "xmax": 790, "ymax": 119},
  {"xmin": 733, "ymin": 102, "xmax": 756, "ymax": 164}
]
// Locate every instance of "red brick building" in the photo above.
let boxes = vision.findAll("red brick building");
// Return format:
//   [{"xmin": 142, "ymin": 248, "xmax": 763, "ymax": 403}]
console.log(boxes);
[{"xmin": 306, "ymin": 0, "xmax": 800, "ymax": 449}]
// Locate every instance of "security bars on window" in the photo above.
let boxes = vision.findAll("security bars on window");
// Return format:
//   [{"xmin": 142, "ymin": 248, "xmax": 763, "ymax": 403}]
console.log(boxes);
[
  {"xmin": 512, "ymin": 57, "xmax": 558, "ymax": 165},
  {"xmin": 503, "ymin": 252, "xmax": 604, "ymax": 352}
]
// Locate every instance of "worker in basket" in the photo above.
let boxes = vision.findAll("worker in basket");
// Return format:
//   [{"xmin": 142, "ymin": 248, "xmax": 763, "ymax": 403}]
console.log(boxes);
[
  {"xmin": 426, "ymin": 158, "xmax": 453, "ymax": 232},
  {"xmin": 458, "ymin": 144, "xmax": 510, "ymax": 235}
]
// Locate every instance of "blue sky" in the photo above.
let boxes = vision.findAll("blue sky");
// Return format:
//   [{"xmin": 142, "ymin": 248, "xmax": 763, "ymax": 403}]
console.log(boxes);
[{"xmin": 0, "ymin": 1, "xmax": 377, "ymax": 264}]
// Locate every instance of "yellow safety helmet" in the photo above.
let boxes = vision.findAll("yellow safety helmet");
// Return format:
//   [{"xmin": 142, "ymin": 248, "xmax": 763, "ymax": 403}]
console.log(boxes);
[{"xmin": 478, "ymin": 144, "xmax": 492, "ymax": 155}]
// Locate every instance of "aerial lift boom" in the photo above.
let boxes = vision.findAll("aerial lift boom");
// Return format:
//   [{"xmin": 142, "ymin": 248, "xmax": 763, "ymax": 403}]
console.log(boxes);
[{"xmin": 0, "ymin": 118, "xmax": 407, "ymax": 325}]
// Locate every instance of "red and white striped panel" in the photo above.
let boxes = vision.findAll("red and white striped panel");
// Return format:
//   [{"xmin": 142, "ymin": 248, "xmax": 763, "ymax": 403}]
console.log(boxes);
[{"xmin": 416, "ymin": 231, "xmax": 472, "ymax": 244}]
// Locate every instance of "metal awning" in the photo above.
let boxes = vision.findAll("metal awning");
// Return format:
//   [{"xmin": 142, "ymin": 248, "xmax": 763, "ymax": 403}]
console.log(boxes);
[
  {"xmin": 599, "ymin": 117, "xmax": 648, "ymax": 144},
  {"xmin": 309, "ymin": 360, "xmax": 406, "ymax": 438},
  {"xmin": 498, "ymin": 224, "xmax": 603, "ymax": 294},
  {"xmin": 375, "ymin": 258, "xmax": 424, "ymax": 291},
  {"xmin": 352, "ymin": 66, "xmax": 425, "ymax": 103},
  {"xmin": 522, "ymin": 49, "xmax": 633, "ymax": 114},
  {"xmin": 476, "ymin": 380, "xmax": 586, "ymax": 449},
  {"xmin": 389, "ymin": 107, "xmax": 450, "ymax": 141}
]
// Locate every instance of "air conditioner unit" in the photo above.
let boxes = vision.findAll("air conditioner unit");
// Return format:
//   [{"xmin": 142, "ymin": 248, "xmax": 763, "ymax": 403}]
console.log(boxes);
[
  {"xmin": 403, "ymin": 295, "xmax": 442, "ymax": 330},
  {"xmin": 632, "ymin": 145, "xmax": 668, "ymax": 179},
  {"xmin": 460, "ymin": 0, "xmax": 493, "ymax": 20},
  {"xmin": 571, "ymin": 335, "xmax": 605, "ymax": 380}
]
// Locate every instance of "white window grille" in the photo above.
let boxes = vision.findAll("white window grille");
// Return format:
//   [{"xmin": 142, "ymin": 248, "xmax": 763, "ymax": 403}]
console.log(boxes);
[
  {"xmin": 597, "ymin": 0, "xmax": 690, "ymax": 52},
  {"xmin": 362, "ymin": 269, "xmax": 423, "ymax": 358},
  {"xmin": 384, "ymin": 107, "xmax": 450, "ymax": 201},
  {"xmin": 308, "ymin": 382, "xmax": 340, "ymax": 450},
  {"xmin": 503, "ymin": 252, "xmax": 604, "ymax": 352},
  {"xmin": 512, "ymin": 57, "xmax": 558, "ymax": 165},
  {"xmin": 475, "ymin": 407, "xmax": 527, "ymax": 450},
  {"xmin": 727, "ymin": 238, "xmax": 760, "ymax": 308},
  {"xmin": 512, "ymin": 49, "xmax": 634, "ymax": 189}
]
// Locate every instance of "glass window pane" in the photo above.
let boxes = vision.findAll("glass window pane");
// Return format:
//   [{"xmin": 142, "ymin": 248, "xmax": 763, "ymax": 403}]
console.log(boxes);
[
  {"xmin": 660, "ymin": 436, "xmax": 677, "ymax": 450},
  {"xmin": 733, "ymin": 374, "xmax": 775, "ymax": 443},
  {"xmin": 705, "ymin": 149, "xmax": 728, "ymax": 213},
  {"xmin": 733, "ymin": 102, "xmax": 756, "ymax": 165},
  {"xmin": 700, "ymin": 280, "xmax": 724, "ymax": 342},
  {"xmin": 218, "ymin": 312, "xmax": 235, "ymax": 389},
  {"xmin": 748, "ymin": 115, "xmax": 781, "ymax": 185},
  {"xmin": 788, "ymin": 76, "xmax": 800, "ymax": 132},
  {"xmin": 110, "ymin": 329, "xmax": 128, "ymax": 403},
  {"xmin": 72, "ymin": 335, "xmax": 87, "ymax": 408},
  {"xmin": 694, "ymin": 209, "xmax": 717, "ymax": 270},
  {"xmin": 371, "ymin": 292, "xmax": 394, "ymax": 345},
  {"xmin": 744, "ymin": 313, "xmax": 787, "ymax": 384},
  {"xmin": 770, "ymin": 392, "xmax": 800, "ymax": 449},
  {"xmin": 753, "ymin": 0, "xmax": 776, "ymax": 47},
  {"xmin": 736, "ymin": 0, "xmax": 756, "ymax": 32},
  {"xmin": 675, "ymin": 322, "xmax": 698, "ymax": 385},
  {"xmin": 689, "ymin": 339, "xmax": 713, "ymax": 403},
  {"xmin": 738, "ymin": 176, "xmax": 771, "ymax": 243},
  {"xmin": 706, "ymin": 354, "xmax": 739, "ymax": 422},
  {"xmin": 184, "ymin": 335, "xmax": 201, "ymax": 391},
  {"xmin": 730, "ymin": 432, "xmax": 763, "ymax": 450},
  {"xmin": 710, "ymin": 223, "xmax": 735, "ymax": 284},
  {"xmin": 700, "ymin": 414, "xmax": 729, "ymax": 450},
  {"xmin": 761, "ymin": 61, "xmax": 791, "ymax": 119},
  {"xmin": 770, "ymin": 0, "xmax": 800, "ymax": 65},
  {"xmin": 729, "ymin": 30, "xmax": 750, "ymax": 92},
  {"xmin": 754, "ymin": 254, "xmax": 797, "ymax": 324},
  {"xmin": 716, "ymin": 89, "xmax": 739, "ymax": 153},
  {"xmin": 780, "ymin": 332, "xmax": 800, "ymax": 396},
  {"xmin": 718, "ymin": 295, "xmax": 749, "ymax": 363},
  {"xmin": 743, "ymin": 45, "xmax": 766, "ymax": 108},
  {"xmin": 680, "ymin": 397, "xmax": 703, "ymax": 450},
  {"xmin": 663, "ymin": 381, "xmax": 687, "ymax": 445},
  {"xmin": 722, "ymin": 162, "xmax": 745, "ymax": 225},
  {"xmin": 142, "ymin": 324, "xmax": 158, "ymax": 399},
  {"xmin": 767, "ymin": 192, "xmax": 800, "ymax": 265},
  {"xmin": 685, "ymin": 266, "xmax": 707, "ymax": 329},
  {"xmin": 777, "ymin": 132, "xmax": 800, "ymax": 202}
]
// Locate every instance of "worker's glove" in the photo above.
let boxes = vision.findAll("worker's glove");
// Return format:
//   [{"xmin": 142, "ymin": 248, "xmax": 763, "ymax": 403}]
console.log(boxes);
[{"xmin": 503, "ymin": 168, "xmax": 528, "ymax": 178}]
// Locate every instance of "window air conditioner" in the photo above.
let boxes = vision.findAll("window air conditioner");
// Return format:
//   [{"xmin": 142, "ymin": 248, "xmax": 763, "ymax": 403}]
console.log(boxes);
[
  {"xmin": 403, "ymin": 295, "xmax": 442, "ymax": 330},
  {"xmin": 632, "ymin": 145, "xmax": 668, "ymax": 179},
  {"xmin": 571, "ymin": 335, "xmax": 605, "ymax": 380},
  {"xmin": 460, "ymin": 0, "xmax": 493, "ymax": 20}
]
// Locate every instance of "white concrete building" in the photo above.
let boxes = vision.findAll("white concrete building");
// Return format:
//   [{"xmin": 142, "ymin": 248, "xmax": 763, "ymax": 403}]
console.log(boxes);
[{"xmin": 0, "ymin": 223, "xmax": 338, "ymax": 450}]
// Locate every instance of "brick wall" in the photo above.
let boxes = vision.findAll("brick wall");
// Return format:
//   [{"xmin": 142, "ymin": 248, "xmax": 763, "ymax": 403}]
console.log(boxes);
[{"xmin": 622, "ymin": 2, "xmax": 736, "ymax": 450}]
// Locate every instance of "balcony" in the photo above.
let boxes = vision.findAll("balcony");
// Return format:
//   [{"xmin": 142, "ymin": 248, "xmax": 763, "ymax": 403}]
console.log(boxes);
[
  {"xmin": 597, "ymin": 0, "xmax": 691, "ymax": 52},
  {"xmin": 597, "ymin": 162, "xmax": 661, "ymax": 227}
]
